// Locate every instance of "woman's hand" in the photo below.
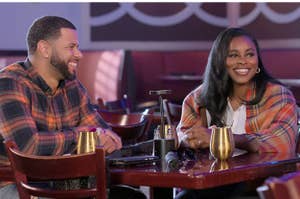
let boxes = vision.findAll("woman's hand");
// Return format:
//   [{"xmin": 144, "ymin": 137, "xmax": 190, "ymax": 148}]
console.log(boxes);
[{"xmin": 181, "ymin": 123, "xmax": 211, "ymax": 149}]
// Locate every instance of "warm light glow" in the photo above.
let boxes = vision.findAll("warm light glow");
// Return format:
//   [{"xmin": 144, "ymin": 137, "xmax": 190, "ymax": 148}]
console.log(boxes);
[{"xmin": 94, "ymin": 50, "xmax": 124, "ymax": 102}]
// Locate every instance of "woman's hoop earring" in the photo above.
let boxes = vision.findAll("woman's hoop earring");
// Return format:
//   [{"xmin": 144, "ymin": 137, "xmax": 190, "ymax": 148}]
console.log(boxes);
[{"xmin": 256, "ymin": 67, "xmax": 261, "ymax": 74}]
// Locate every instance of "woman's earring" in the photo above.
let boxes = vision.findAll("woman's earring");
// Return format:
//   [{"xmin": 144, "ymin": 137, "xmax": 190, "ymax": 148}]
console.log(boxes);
[{"xmin": 256, "ymin": 67, "xmax": 261, "ymax": 74}]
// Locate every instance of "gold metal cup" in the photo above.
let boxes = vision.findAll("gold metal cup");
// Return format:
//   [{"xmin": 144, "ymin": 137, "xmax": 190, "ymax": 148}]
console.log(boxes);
[
  {"xmin": 77, "ymin": 131, "xmax": 98, "ymax": 154},
  {"xmin": 210, "ymin": 160, "xmax": 230, "ymax": 172},
  {"xmin": 210, "ymin": 127, "xmax": 235, "ymax": 160}
]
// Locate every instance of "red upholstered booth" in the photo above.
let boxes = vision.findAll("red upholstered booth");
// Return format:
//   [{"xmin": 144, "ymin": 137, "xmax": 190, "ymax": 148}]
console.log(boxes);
[
  {"xmin": 1, "ymin": 49, "xmax": 300, "ymax": 106},
  {"xmin": 131, "ymin": 50, "xmax": 300, "ymax": 105}
]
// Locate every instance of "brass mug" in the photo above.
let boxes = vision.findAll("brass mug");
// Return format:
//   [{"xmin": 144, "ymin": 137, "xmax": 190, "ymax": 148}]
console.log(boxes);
[
  {"xmin": 164, "ymin": 124, "xmax": 179, "ymax": 149},
  {"xmin": 210, "ymin": 160, "xmax": 230, "ymax": 172},
  {"xmin": 77, "ymin": 131, "xmax": 98, "ymax": 154},
  {"xmin": 210, "ymin": 127, "xmax": 235, "ymax": 160}
]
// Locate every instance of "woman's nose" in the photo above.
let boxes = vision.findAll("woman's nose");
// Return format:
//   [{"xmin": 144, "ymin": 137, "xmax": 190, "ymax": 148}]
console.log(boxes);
[{"xmin": 237, "ymin": 56, "xmax": 246, "ymax": 65}]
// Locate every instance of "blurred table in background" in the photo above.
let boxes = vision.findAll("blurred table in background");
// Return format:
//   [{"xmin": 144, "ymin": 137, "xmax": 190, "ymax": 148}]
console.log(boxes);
[{"xmin": 160, "ymin": 75, "xmax": 300, "ymax": 105}]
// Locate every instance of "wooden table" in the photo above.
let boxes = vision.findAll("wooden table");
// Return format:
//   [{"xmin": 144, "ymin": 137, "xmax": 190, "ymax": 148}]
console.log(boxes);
[
  {"xmin": 0, "ymin": 163, "xmax": 13, "ymax": 182},
  {"xmin": 1, "ymin": 150, "xmax": 300, "ymax": 198},
  {"xmin": 110, "ymin": 150, "xmax": 300, "ymax": 198}
]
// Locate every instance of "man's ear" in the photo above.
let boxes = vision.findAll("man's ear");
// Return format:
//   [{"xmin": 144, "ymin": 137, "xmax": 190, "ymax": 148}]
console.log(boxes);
[{"xmin": 37, "ymin": 40, "xmax": 51, "ymax": 58}]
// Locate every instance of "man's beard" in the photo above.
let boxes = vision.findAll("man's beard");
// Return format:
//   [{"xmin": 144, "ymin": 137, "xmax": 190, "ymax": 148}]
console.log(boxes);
[{"xmin": 50, "ymin": 52, "xmax": 76, "ymax": 80}]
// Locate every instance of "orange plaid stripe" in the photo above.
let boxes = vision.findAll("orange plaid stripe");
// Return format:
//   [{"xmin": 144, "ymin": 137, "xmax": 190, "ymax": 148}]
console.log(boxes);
[
  {"xmin": 0, "ymin": 59, "xmax": 109, "ymax": 157},
  {"xmin": 177, "ymin": 82, "xmax": 298, "ymax": 153}
]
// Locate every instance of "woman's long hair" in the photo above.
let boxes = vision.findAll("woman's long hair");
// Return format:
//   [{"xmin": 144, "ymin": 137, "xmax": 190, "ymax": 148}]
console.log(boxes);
[{"xmin": 198, "ymin": 28, "xmax": 280, "ymax": 127}]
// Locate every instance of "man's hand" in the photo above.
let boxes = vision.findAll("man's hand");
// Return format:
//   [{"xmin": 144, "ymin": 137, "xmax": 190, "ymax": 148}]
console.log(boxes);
[{"xmin": 97, "ymin": 128, "xmax": 122, "ymax": 154}]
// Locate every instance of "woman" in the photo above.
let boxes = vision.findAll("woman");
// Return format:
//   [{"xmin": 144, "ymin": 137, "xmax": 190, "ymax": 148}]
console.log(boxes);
[
  {"xmin": 177, "ymin": 27, "xmax": 298, "ymax": 154},
  {"xmin": 175, "ymin": 27, "xmax": 298, "ymax": 199}
]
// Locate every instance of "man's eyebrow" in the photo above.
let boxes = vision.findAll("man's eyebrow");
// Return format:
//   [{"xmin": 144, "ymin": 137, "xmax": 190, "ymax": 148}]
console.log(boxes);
[{"xmin": 67, "ymin": 42, "xmax": 79, "ymax": 47}]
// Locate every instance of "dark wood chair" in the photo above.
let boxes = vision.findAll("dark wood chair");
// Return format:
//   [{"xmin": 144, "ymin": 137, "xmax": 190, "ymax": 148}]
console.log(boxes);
[
  {"xmin": 98, "ymin": 94, "xmax": 132, "ymax": 114},
  {"xmin": 163, "ymin": 99, "xmax": 182, "ymax": 127},
  {"xmin": 97, "ymin": 95, "xmax": 159, "ymax": 115},
  {"xmin": 4, "ymin": 140, "xmax": 107, "ymax": 199},
  {"xmin": 98, "ymin": 110, "xmax": 151, "ymax": 144},
  {"xmin": 135, "ymin": 100, "xmax": 159, "ymax": 113},
  {"xmin": 256, "ymin": 171, "xmax": 300, "ymax": 199}
]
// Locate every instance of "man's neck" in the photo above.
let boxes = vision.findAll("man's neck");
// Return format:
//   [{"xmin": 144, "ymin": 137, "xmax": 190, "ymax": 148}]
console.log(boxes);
[{"xmin": 28, "ymin": 56, "xmax": 60, "ymax": 91}]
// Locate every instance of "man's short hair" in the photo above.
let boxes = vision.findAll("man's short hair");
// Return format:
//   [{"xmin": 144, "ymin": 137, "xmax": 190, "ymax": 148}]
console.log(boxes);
[{"xmin": 26, "ymin": 16, "xmax": 76, "ymax": 54}]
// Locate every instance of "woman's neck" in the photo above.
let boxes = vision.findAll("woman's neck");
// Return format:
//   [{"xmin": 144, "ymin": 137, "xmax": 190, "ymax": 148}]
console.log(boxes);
[
  {"xmin": 232, "ymin": 82, "xmax": 254, "ymax": 100},
  {"xmin": 230, "ymin": 82, "xmax": 254, "ymax": 110}
]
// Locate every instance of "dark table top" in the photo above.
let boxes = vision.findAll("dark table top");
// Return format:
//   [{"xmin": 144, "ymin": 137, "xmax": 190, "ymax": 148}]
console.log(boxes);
[
  {"xmin": 110, "ymin": 149, "xmax": 300, "ymax": 189},
  {"xmin": 1, "ymin": 146, "xmax": 300, "ymax": 190}
]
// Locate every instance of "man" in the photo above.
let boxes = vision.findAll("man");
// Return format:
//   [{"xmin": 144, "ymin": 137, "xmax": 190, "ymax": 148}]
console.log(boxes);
[{"xmin": 0, "ymin": 16, "xmax": 145, "ymax": 199}]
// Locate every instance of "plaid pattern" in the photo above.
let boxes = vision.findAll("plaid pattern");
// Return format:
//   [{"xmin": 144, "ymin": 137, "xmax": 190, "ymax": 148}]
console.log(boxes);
[
  {"xmin": 177, "ymin": 82, "xmax": 298, "ymax": 153},
  {"xmin": 0, "ymin": 59, "xmax": 109, "ymax": 159}
]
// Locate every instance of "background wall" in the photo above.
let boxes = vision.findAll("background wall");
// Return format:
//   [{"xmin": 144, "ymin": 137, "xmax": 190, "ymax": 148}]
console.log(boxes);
[
  {"xmin": 0, "ymin": 3, "xmax": 299, "ymax": 106},
  {"xmin": 1, "ymin": 2, "xmax": 300, "ymax": 51},
  {"xmin": 0, "ymin": 3, "xmax": 83, "ymax": 50}
]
